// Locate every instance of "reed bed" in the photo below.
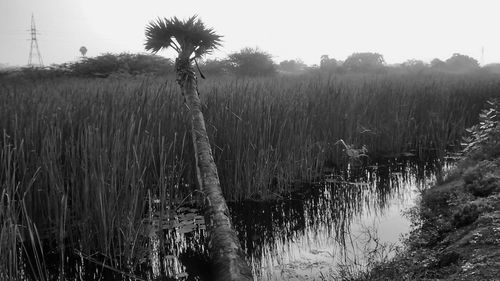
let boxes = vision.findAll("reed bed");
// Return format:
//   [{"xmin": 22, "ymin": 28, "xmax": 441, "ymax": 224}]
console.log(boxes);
[
  {"xmin": 1, "ymin": 72, "xmax": 500, "ymax": 278},
  {"xmin": 201, "ymin": 73, "xmax": 500, "ymax": 198}
]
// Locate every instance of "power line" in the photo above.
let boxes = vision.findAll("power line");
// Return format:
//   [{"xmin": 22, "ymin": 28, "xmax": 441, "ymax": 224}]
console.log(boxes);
[{"xmin": 28, "ymin": 13, "xmax": 43, "ymax": 67}]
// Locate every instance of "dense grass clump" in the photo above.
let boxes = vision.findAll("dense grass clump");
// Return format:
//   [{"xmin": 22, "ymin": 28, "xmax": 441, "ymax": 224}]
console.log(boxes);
[
  {"xmin": 1, "ymin": 72, "xmax": 500, "ymax": 278},
  {"xmin": 0, "ymin": 77, "xmax": 188, "ymax": 279},
  {"xmin": 201, "ymin": 73, "xmax": 500, "ymax": 198}
]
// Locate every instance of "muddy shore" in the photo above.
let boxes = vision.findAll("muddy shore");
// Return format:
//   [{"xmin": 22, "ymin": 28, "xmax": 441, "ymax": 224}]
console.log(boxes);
[{"xmin": 353, "ymin": 154, "xmax": 500, "ymax": 281}]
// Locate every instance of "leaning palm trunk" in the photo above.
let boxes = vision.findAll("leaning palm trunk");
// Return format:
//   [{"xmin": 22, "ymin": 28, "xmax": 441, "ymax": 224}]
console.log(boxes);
[
  {"xmin": 176, "ymin": 54, "xmax": 253, "ymax": 280},
  {"xmin": 145, "ymin": 17, "xmax": 252, "ymax": 279}
]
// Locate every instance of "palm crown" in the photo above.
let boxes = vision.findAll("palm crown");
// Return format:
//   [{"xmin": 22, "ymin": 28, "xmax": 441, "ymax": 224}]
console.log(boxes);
[{"xmin": 145, "ymin": 16, "xmax": 222, "ymax": 60}]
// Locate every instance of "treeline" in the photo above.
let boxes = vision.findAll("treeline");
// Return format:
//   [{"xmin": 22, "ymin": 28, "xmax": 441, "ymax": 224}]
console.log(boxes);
[
  {"xmin": 2, "ymin": 48, "xmax": 500, "ymax": 80},
  {"xmin": 0, "ymin": 53, "xmax": 174, "ymax": 79},
  {"xmin": 203, "ymin": 50, "xmax": 500, "ymax": 77},
  {"xmin": 312, "ymin": 52, "xmax": 495, "ymax": 75}
]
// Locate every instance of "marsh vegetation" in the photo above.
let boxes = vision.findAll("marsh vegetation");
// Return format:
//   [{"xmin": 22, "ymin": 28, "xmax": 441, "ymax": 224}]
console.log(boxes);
[{"xmin": 1, "ymin": 71, "xmax": 500, "ymax": 280}]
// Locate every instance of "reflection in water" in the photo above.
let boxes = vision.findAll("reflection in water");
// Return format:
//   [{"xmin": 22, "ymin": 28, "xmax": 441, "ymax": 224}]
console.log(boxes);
[
  {"xmin": 229, "ymin": 157, "xmax": 454, "ymax": 280},
  {"xmin": 21, "ymin": 157, "xmax": 453, "ymax": 280},
  {"xmin": 145, "ymin": 207, "xmax": 210, "ymax": 280}
]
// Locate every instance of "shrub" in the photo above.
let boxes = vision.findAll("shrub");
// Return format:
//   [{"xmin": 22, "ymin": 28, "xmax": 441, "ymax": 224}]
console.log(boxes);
[
  {"xmin": 68, "ymin": 53, "xmax": 174, "ymax": 77},
  {"xmin": 227, "ymin": 47, "xmax": 277, "ymax": 77},
  {"xmin": 462, "ymin": 99, "xmax": 500, "ymax": 160},
  {"xmin": 452, "ymin": 203, "xmax": 479, "ymax": 227}
]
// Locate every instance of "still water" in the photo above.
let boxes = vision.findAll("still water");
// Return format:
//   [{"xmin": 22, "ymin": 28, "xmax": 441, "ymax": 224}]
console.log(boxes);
[
  {"xmin": 20, "ymin": 156, "xmax": 452, "ymax": 280},
  {"xmin": 145, "ymin": 156, "xmax": 452, "ymax": 281}
]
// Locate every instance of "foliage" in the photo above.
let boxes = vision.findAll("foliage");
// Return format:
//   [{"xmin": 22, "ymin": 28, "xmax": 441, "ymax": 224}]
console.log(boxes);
[
  {"xmin": 320, "ymin": 55, "xmax": 338, "ymax": 72},
  {"xmin": 199, "ymin": 58, "xmax": 232, "ymax": 76},
  {"xmin": 144, "ymin": 15, "xmax": 222, "ymax": 59},
  {"xmin": 428, "ymin": 54, "xmax": 480, "ymax": 74},
  {"xmin": 461, "ymin": 99, "xmax": 500, "ymax": 159},
  {"xmin": 15, "ymin": 65, "xmax": 70, "ymax": 79},
  {"xmin": 228, "ymin": 47, "xmax": 277, "ymax": 77},
  {"xmin": 463, "ymin": 160, "xmax": 500, "ymax": 197},
  {"xmin": 452, "ymin": 202, "xmax": 479, "ymax": 227},
  {"xmin": 0, "ymin": 54, "xmax": 175, "ymax": 80},
  {"xmin": 430, "ymin": 58, "xmax": 446, "ymax": 70},
  {"xmin": 68, "ymin": 53, "xmax": 174, "ymax": 77},
  {"xmin": 445, "ymin": 53, "xmax": 480, "ymax": 72},
  {"xmin": 343, "ymin": 52, "xmax": 386, "ymax": 73},
  {"xmin": 278, "ymin": 59, "xmax": 307, "ymax": 74},
  {"xmin": 400, "ymin": 59, "xmax": 428, "ymax": 74},
  {"xmin": 482, "ymin": 63, "xmax": 500, "ymax": 74},
  {"xmin": 2, "ymin": 73, "xmax": 500, "ymax": 278}
]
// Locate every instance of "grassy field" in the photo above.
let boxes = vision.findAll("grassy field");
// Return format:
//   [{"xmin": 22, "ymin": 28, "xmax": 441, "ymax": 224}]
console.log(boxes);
[{"xmin": 1, "ymin": 72, "xmax": 500, "ymax": 279}]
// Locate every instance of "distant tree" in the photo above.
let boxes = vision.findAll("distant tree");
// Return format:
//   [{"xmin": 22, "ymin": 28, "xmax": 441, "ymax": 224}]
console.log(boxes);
[
  {"xmin": 228, "ymin": 47, "xmax": 276, "ymax": 77},
  {"xmin": 402, "ymin": 59, "xmax": 425, "ymax": 67},
  {"xmin": 72, "ymin": 53, "xmax": 119, "ymax": 76},
  {"xmin": 401, "ymin": 59, "xmax": 428, "ymax": 74},
  {"xmin": 199, "ymin": 58, "xmax": 231, "ymax": 76},
  {"xmin": 278, "ymin": 59, "xmax": 307, "ymax": 74},
  {"xmin": 482, "ymin": 63, "xmax": 500, "ymax": 74},
  {"xmin": 430, "ymin": 58, "xmax": 446, "ymax": 69},
  {"xmin": 445, "ymin": 53, "xmax": 479, "ymax": 72},
  {"xmin": 343, "ymin": 52, "xmax": 386, "ymax": 73},
  {"xmin": 68, "ymin": 53, "xmax": 174, "ymax": 77},
  {"xmin": 319, "ymin": 55, "xmax": 337, "ymax": 72},
  {"xmin": 126, "ymin": 53, "xmax": 174, "ymax": 74}
]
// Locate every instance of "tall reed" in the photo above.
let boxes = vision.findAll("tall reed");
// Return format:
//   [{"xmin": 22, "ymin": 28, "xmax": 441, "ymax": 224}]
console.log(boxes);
[
  {"xmin": 200, "ymin": 73, "xmax": 500, "ymax": 199},
  {"xmin": 1, "ymin": 72, "xmax": 499, "ymax": 278},
  {"xmin": 0, "ymin": 77, "xmax": 187, "ymax": 278}
]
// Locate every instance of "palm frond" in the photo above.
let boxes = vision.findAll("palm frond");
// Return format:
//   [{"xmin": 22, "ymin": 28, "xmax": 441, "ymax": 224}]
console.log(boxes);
[
  {"xmin": 145, "ymin": 18, "xmax": 176, "ymax": 53},
  {"xmin": 144, "ymin": 15, "xmax": 222, "ymax": 58}
]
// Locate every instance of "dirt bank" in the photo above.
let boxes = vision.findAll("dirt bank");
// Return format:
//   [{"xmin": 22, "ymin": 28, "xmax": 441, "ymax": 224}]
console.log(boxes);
[{"xmin": 354, "ymin": 155, "xmax": 500, "ymax": 281}]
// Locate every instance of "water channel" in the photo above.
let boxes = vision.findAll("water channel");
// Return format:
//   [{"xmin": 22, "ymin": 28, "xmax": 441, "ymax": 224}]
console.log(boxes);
[
  {"xmin": 144, "ymin": 156, "xmax": 453, "ymax": 281},
  {"xmin": 20, "ymin": 156, "xmax": 453, "ymax": 280}
]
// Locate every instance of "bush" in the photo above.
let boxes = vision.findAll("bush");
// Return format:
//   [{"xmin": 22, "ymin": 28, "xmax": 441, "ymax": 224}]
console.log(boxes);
[
  {"xmin": 422, "ymin": 185, "xmax": 456, "ymax": 212},
  {"xmin": 68, "ymin": 53, "xmax": 174, "ymax": 77},
  {"xmin": 462, "ymin": 99, "xmax": 500, "ymax": 160},
  {"xmin": 198, "ymin": 58, "xmax": 231, "ymax": 76},
  {"xmin": 452, "ymin": 203, "xmax": 479, "ymax": 227},
  {"xmin": 343, "ymin": 52, "xmax": 387, "ymax": 74},
  {"xmin": 227, "ymin": 47, "xmax": 277, "ymax": 77}
]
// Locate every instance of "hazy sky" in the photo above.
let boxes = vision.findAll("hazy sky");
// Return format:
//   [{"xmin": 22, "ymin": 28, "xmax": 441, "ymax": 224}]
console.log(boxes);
[{"xmin": 1, "ymin": 0, "xmax": 499, "ymax": 67}]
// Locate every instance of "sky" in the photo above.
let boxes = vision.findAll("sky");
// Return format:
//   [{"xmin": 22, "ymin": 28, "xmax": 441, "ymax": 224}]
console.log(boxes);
[{"xmin": 1, "ymin": 0, "xmax": 500, "ymax": 67}]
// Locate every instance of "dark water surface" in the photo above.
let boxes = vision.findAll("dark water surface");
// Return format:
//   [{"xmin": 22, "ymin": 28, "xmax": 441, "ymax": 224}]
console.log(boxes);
[
  {"xmin": 231, "ymin": 157, "xmax": 453, "ymax": 280},
  {"xmin": 142, "ymin": 156, "xmax": 454, "ymax": 281},
  {"xmin": 21, "ymin": 156, "xmax": 454, "ymax": 280}
]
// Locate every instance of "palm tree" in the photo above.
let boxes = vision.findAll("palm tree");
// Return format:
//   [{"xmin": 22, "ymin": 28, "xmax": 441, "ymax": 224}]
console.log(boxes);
[{"xmin": 145, "ymin": 16, "xmax": 252, "ymax": 280}]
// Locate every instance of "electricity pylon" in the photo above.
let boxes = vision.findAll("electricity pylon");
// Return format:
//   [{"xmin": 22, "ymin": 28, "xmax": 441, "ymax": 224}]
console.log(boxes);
[{"xmin": 28, "ymin": 14, "xmax": 43, "ymax": 67}]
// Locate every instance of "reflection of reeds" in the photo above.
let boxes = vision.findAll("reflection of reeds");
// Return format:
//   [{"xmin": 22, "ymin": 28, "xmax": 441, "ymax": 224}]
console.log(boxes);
[
  {"xmin": 1, "ymin": 73, "xmax": 499, "ymax": 278},
  {"xmin": 236, "ymin": 158, "xmax": 444, "ymax": 280},
  {"xmin": 333, "ymin": 224, "xmax": 401, "ymax": 281}
]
